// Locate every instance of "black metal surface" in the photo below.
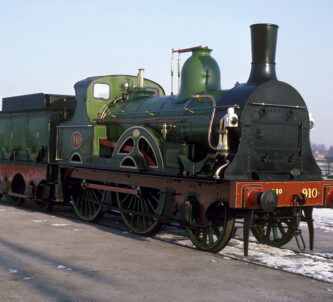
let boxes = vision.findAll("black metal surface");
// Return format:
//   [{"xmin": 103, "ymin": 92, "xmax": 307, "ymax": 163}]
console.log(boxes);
[
  {"xmin": 303, "ymin": 207, "xmax": 314, "ymax": 250},
  {"xmin": 224, "ymin": 81, "xmax": 322, "ymax": 181},
  {"xmin": 242, "ymin": 210, "xmax": 253, "ymax": 256},
  {"xmin": 2, "ymin": 93, "xmax": 75, "ymax": 112},
  {"xmin": 259, "ymin": 190, "xmax": 278, "ymax": 213},
  {"xmin": 247, "ymin": 23, "xmax": 278, "ymax": 84}
]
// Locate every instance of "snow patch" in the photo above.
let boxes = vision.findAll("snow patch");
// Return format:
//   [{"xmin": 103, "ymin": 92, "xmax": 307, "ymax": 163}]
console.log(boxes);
[
  {"xmin": 51, "ymin": 223, "xmax": 68, "ymax": 227},
  {"xmin": 57, "ymin": 265, "xmax": 72, "ymax": 271},
  {"xmin": 313, "ymin": 208, "xmax": 333, "ymax": 224},
  {"xmin": 8, "ymin": 269, "xmax": 20, "ymax": 274},
  {"xmin": 221, "ymin": 240, "xmax": 333, "ymax": 284},
  {"xmin": 315, "ymin": 222, "xmax": 333, "ymax": 233},
  {"xmin": 32, "ymin": 219, "xmax": 47, "ymax": 223},
  {"xmin": 155, "ymin": 233, "xmax": 333, "ymax": 284}
]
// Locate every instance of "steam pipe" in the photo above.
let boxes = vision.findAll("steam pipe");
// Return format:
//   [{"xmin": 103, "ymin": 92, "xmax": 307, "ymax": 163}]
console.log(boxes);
[
  {"xmin": 188, "ymin": 94, "xmax": 230, "ymax": 154},
  {"xmin": 214, "ymin": 160, "xmax": 230, "ymax": 179},
  {"xmin": 190, "ymin": 95, "xmax": 217, "ymax": 151}
]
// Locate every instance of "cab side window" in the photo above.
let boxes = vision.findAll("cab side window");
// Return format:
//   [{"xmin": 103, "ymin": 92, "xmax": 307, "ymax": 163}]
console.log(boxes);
[{"xmin": 93, "ymin": 83, "xmax": 111, "ymax": 100}]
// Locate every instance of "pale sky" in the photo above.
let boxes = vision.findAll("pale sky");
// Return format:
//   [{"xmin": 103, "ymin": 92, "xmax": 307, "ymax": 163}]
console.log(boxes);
[{"xmin": 0, "ymin": 0, "xmax": 332, "ymax": 146}]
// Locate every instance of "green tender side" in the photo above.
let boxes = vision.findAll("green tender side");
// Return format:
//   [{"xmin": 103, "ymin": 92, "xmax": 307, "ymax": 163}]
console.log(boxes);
[{"xmin": 0, "ymin": 94, "xmax": 75, "ymax": 163}]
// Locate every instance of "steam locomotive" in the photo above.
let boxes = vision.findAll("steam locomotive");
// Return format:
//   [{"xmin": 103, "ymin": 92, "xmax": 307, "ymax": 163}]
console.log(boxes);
[{"xmin": 0, "ymin": 23, "xmax": 332, "ymax": 255}]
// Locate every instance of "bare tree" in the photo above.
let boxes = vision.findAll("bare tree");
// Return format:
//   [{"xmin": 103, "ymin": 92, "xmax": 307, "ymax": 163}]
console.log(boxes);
[{"xmin": 326, "ymin": 146, "xmax": 333, "ymax": 175}]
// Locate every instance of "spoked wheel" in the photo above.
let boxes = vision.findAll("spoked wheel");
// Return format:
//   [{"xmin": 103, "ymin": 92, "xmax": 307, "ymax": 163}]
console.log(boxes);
[
  {"xmin": 72, "ymin": 182, "xmax": 104, "ymax": 222},
  {"xmin": 186, "ymin": 204, "xmax": 235, "ymax": 253},
  {"xmin": 116, "ymin": 186, "xmax": 165, "ymax": 236},
  {"xmin": 251, "ymin": 209, "xmax": 300, "ymax": 247}
]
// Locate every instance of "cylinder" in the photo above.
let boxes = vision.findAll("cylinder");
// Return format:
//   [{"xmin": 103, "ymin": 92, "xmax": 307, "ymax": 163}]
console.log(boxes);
[{"xmin": 247, "ymin": 23, "xmax": 278, "ymax": 84}]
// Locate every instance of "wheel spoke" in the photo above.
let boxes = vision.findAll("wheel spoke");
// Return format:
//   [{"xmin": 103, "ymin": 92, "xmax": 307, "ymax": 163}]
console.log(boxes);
[
  {"xmin": 116, "ymin": 187, "xmax": 164, "ymax": 236},
  {"xmin": 136, "ymin": 199, "xmax": 142, "ymax": 229},
  {"xmin": 277, "ymin": 222, "xmax": 286, "ymax": 235},
  {"xmin": 140, "ymin": 198, "xmax": 148, "ymax": 230},
  {"xmin": 265, "ymin": 225, "xmax": 272, "ymax": 240},
  {"xmin": 272, "ymin": 227, "xmax": 279, "ymax": 240},
  {"xmin": 208, "ymin": 230, "xmax": 214, "ymax": 246},
  {"xmin": 120, "ymin": 194, "xmax": 131, "ymax": 206},
  {"xmin": 126, "ymin": 195, "xmax": 134, "ymax": 211},
  {"xmin": 201, "ymin": 230, "xmax": 207, "ymax": 245},
  {"xmin": 148, "ymin": 192, "xmax": 160, "ymax": 203},
  {"xmin": 146, "ymin": 198, "xmax": 157, "ymax": 214},
  {"xmin": 251, "ymin": 211, "xmax": 300, "ymax": 247},
  {"xmin": 133, "ymin": 197, "xmax": 138, "ymax": 213},
  {"xmin": 72, "ymin": 183, "xmax": 103, "ymax": 222},
  {"xmin": 143, "ymin": 198, "xmax": 153, "ymax": 224},
  {"xmin": 186, "ymin": 205, "xmax": 235, "ymax": 253},
  {"xmin": 213, "ymin": 225, "xmax": 221, "ymax": 238}
]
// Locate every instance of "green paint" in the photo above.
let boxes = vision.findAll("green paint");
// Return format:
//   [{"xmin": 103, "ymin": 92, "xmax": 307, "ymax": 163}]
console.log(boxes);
[
  {"xmin": 0, "ymin": 109, "xmax": 69, "ymax": 162},
  {"xmin": 178, "ymin": 48, "xmax": 221, "ymax": 99},
  {"xmin": 93, "ymin": 125, "xmax": 107, "ymax": 156},
  {"xmin": 86, "ymin": 75, "xmax": 165, "ymax": 121}
]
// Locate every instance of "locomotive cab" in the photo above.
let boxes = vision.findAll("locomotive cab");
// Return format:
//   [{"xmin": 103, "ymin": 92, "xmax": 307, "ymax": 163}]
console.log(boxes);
[
  {"xmin": 56, "ymin": 74, "xmax": 165, "ymax": 164},
  {"xmin": 85, "ymin": 75, "xmax": 165, "ymax": 122}
]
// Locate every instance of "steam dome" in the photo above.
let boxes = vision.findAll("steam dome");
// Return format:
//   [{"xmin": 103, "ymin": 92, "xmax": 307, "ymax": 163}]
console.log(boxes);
[{"xmin": 178, "ymin": 48, "xmax": 221, "ymax": 99}]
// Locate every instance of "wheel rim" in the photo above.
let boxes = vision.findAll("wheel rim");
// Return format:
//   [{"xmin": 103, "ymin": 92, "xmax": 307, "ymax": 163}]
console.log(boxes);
[
  {"xmin": 251, "ymin": 210, "xmax": 300, "ymax": 247},
  {"xmin": 186, "ymin": 204, "xmax": 235, "ymax": 253},
  {"xmin": 116, "ymin": 187, "xmax": 165, "ymax": 236},
  {"xmin": 72, "ymin": 185, "xmax": 104, "ymax": 222}
]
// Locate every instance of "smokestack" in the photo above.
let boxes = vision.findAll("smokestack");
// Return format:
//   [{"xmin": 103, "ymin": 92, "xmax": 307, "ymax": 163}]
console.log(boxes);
[{"xmin": 247, "ymin": 23, "xmax": 278, "ymax": 85}]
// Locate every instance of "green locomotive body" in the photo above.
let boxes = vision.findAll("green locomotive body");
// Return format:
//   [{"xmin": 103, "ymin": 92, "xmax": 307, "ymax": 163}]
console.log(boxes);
[
  {"xmin": 56, "ymin": 75, "xmax": 165, "ymax": 165},
  {"xmin": 0, "ymin": 23, "xmax": 331, "ymax": 254},
  {"xmin": 54, "ymin": 48, "xmax": 231, "ymax": 178}
]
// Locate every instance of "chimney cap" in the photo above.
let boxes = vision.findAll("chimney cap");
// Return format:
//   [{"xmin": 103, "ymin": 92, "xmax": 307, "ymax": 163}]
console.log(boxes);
[{"xmin": 250, "ymin": 23, "xmax": 278, "ymax": 28}]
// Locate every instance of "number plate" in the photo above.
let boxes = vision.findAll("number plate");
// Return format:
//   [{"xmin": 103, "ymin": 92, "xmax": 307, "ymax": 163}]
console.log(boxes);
[{"xmin": 233, "ymin": 181, "xmax": 332, "ymax": 208}]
